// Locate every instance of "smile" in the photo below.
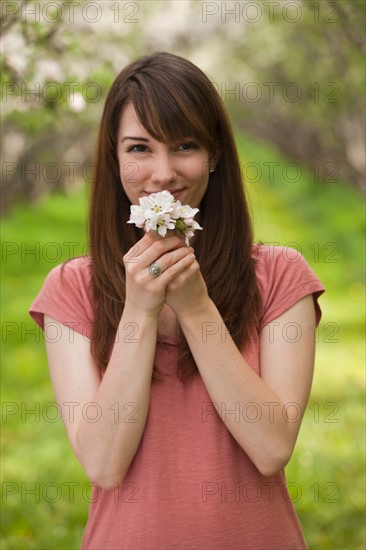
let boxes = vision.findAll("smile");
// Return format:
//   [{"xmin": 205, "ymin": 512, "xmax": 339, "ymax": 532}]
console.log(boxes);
[{"xmin": 143, "ymin": 188, "xmax": 185, "ymax": 198}]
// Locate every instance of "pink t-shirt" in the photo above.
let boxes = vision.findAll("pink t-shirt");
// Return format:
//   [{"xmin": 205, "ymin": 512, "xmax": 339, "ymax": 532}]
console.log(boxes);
[{"xmin": 29, "ymin": 245, "xmax": 325, "ymax": 550}]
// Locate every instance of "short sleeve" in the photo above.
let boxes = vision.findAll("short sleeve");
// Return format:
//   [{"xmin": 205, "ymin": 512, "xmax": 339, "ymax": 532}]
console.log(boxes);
[
  {"xmin": 254, "ymin": 245, "xmax": 325, "ymax": 331},
  {"xmin": 28, "ymin": 256, "xmax": 95, "ymax": 340}
]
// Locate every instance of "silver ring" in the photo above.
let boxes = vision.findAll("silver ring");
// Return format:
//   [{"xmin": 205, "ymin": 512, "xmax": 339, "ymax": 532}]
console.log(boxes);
[{"xmin": 148, "ymin": 262, "xmax": 161, "ymax": 277}]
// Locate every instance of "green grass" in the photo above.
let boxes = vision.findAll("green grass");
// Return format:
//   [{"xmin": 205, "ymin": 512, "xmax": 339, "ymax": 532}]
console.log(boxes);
[
  {"xmin": 1, "ymin": 187, "xmax": 90, "ymax": 549},
  {"xmin": 1, "ymin": 135, "xmax": 365, "ymax": 549},
  {"xmin": 237, "ymin": 133, "xmax": 366, "ymax": 548}
]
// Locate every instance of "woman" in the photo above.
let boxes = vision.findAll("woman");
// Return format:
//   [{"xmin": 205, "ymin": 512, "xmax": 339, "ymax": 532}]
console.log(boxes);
[{"xmin": 29, "ymin": 52, "xmax": 325, "ymax": 549}]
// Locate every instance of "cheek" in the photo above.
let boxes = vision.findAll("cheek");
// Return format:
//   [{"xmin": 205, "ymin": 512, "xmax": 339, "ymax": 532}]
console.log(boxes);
[
  {"xmin": 119, "ymin": 158, "xmax": 144, "ymax": 187},
  {"xmin": 185, "ymin": 159, "xmax": 207, "ymax": 183}
]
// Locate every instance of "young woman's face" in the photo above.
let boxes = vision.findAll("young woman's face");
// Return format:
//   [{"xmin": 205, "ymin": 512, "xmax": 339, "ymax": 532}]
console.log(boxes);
[{"xmin": 117, "ymin": 103, "xmax": 214, "ymax": 208}]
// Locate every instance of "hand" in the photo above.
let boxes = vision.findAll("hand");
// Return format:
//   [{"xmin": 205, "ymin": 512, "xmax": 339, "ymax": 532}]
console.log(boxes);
[
  {"xmin": 164, "ymin": 255, "xmax": 211, "ymax": 319},
  {"xmin": 123, "ymin": 232, "xmax": 196, "ymax": 317}
]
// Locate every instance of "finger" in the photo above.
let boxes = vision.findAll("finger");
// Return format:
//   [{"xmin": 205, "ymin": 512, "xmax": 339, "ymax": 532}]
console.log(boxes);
[
  {"xmin": 156, "ymin": 251, "xmax": 196, "ymax": 285},
  {"xmin": 149, "ymin": 246, "xmax": 194, "ymax": 276},
  {"xmin": 142, "ymin": 246, "xmax": 194, "ymax": 281},
  {"xmin": 138, "ymin": 235, "xmax": 189, "ymax": 267},
  {"xmin": 143, "ymin": 231, "xmax": 186, "ymax": 247},
  {"xmin": 123, "ymin": 230, "xmax": 164, "ymax": 264},
  {"xmin": 167, "ymin": 257, "xmax": 201, "ymax": 287},
  {"xmin": 144, "ymin": 227, "xmax": 185, "ymax": 243},
  {"xmin": 123, "ymin": 232, "xmax": 186, "ymax": 265}
]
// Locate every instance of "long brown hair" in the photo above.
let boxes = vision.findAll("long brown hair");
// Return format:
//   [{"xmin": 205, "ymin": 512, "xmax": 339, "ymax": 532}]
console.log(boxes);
[{"xmin": 88, "ymin": 52, "xmax": 261, "ymax": 381}]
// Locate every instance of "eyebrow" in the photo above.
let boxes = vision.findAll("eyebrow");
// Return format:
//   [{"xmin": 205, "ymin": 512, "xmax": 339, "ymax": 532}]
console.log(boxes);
[{"xmin": 121, "ymin": 136, "xmax": 150, "ymax": 143}]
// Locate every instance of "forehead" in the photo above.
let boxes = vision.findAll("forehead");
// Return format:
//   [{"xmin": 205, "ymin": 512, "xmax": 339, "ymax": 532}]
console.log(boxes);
[{"xmin": 119, "ymin": 103, "xmax": 147, "ymax": 136}]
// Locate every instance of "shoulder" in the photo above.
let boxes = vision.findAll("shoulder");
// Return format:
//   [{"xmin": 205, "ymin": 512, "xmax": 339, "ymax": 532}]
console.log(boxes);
[
  {"xmin": 29, "ymin": 256, "xmax": 94, "ymax": 334},
  {"xmin": 251, "ymin": 243, "xmax": 325, "ymax": 328},
  {"xmin": 252, "ymin": 243, "xmax": 313, "ymax": 280},
  {"xmin": 43, "ymin": 256, "xmax": 92, "ymax": 291}
]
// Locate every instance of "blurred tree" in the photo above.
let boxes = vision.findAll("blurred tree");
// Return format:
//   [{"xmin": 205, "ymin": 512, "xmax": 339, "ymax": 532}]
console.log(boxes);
[
  {"xmin": 223, "ymin": 0, "xmax": 366, "ymax": 192},
  {"xmin": 0, "ymin": 0, "xmax": 137, "ymax": 213},
  {"xmin": 1, "ymin": 0, "xmax": 365, "ymax": 214}
]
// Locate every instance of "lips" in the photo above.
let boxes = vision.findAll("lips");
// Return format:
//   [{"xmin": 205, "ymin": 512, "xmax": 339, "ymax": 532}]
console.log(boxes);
[
  {"xmin": 143, "ymin": 189, "xmax": 185, "ymax": 198},
  {"xmin": 169, "ymin": 189, "xmax": 185, "ymax": 198}
]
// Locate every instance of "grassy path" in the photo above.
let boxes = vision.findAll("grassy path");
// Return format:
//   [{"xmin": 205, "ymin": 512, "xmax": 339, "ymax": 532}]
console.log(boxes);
[{"xmin": 1, "ymin": 134, "xmax": 365, "ymax": 548}]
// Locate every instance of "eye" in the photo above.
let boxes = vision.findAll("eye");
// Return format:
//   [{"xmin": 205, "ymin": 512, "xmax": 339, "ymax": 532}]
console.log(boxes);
[
  {"xmin": 176, "ymin": 141, "xmax": 199, "ymax": 151},
  {"xmin": 127, "ymin": 144, "xmax": 149, "ymax": 153}
]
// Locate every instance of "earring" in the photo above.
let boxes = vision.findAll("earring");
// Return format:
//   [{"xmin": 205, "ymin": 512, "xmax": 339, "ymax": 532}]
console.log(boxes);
[{"xmin": 209, "ymin": 167, "xmax": 215, "ymax": 173}]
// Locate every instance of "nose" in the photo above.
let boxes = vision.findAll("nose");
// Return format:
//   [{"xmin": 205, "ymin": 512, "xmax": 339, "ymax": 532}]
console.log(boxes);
[{"xmin": 150, "ymin": 152, "xmax": 177, "ymax": 187}]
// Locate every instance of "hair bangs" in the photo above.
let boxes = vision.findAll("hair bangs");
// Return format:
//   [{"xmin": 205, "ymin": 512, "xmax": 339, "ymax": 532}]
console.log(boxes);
[{"xmin": 128, "ymin": 75, "xmax": 215, "ymax": 151}]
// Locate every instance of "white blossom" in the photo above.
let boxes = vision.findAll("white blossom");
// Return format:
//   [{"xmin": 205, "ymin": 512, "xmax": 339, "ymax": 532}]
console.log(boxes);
[
  {"xmin": 128, "ymin": 191, "xmax": 202, "ymax": 245},
  {"xmin": 69, "ymin": 92, "xmax": 86, "ymax": 113},
  {"xmin": 35, "ymin": 59, "xmax": 64, "ymax": 83}
]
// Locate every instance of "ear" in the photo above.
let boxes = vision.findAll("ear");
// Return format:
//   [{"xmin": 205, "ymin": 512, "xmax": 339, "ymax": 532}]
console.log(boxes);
[{"xmin": 209, "ymin": 148, "xmax": 220, "ymax": 171}]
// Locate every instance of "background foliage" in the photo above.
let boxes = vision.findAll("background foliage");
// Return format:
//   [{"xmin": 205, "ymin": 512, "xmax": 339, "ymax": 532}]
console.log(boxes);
[
  {"xmin": 1, "ymin": 0, "xmax": 365, "ymax": 548},
  {"xmin": 1, "ymin": 0, "xmax": 365, "ymax": 213}
]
